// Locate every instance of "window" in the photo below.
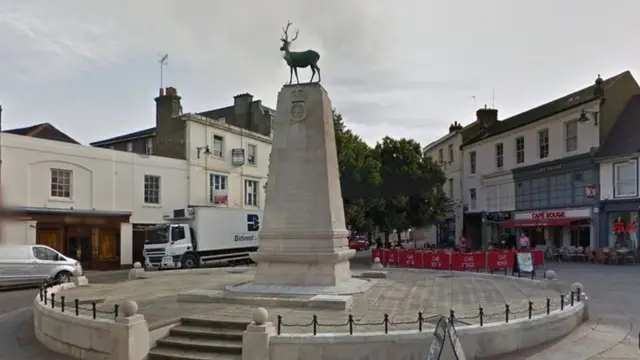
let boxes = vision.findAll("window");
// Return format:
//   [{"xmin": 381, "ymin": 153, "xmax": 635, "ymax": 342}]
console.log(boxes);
[
  {"xmin": 213, "ymin": 135, "xmax": 224, "ymax": 157},
  {"xmin": 538, "ymin": 129, "xmax": 549, "ymax": 159},
  {"xmin": 146, "ymin": 138, "xmax": 153, "ymax": 155},
  {"xmin": 50, "ymin": 169, "xmax": 72, "ymax": 198},
  {"xmin": 531, "ymin": 178, "xmax": 549, "ymax": 208},
  {"xmin": 497, "ymin": 183, "xmax": 511, "ymax": 210},
  {"xmin": 247, "ymin": 144, "xmax": 257, "ymax": 165},
  {"xmin": 209, "ymin": 174, "xmax": 228, "ymax": 204},
  {"xmin": 614, "ymin": 160, "xmax": 638, "ymax": 198},
  {"xmin": 486, "ymin": 185, "xmax": 498, "ymax": 211},
  {"xmin": 469, "ymin": 188, "xmax": 477, "ymax": 209},
  {"xmin": 244, "ymin": 179, "xmax": 259, "ymax": 206},
  {"xmin": 549, "ymin": 174, "xmax": 572, "ymax": 206},
  {"xmin": 32, "ymin": 246, "xmax": 59, "ymax": 261},
  {"xmin": 469, "ymin": 151, "xmax": 476, "ymax": 174},
  {"xmin": 144, "ymin": 175, "xmax": 161, "ymax": 204},
  {"xmin": 495, "ymin": 143, "xmax": 504, "ymax": 169},
  {"xmin": 515, "ymin": 136, "xmax": 525, "ymax": 164},
  {"xmin": 448, "ymin": 144, "xmax": 454, "ymax": 163},
  {"xmin": 126, "ymin": 142, "xmax": 133, "ymax": 152},
  {"xmin": 447, "ymin": 178, "xmax": 454, "ymax": 199},
  {"xmin": 438, "ymin": 149, "xmax": 444, "ymax": 164},
  {"xmin": 565, "ymin": 120, "xmax": 578, "ymax": 152},
  {"xmin": 516, "ymin": 181, "xmax": 531, "ymax": 209}
]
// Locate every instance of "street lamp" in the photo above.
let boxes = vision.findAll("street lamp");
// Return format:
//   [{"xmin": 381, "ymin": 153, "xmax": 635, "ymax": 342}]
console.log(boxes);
[
  {"xmin": 196, "ymin": 146, "xmax": 211, "ymax": 159},
  {"xmin": 578, "ymin": 110, "xmax": 599, "ymax": 126}
]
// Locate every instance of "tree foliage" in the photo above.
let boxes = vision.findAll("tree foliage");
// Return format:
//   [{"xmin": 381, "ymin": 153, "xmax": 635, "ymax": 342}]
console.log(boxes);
[{"xmin": 333, "ymin": 111, "xmax": 446, "ymax": 240}]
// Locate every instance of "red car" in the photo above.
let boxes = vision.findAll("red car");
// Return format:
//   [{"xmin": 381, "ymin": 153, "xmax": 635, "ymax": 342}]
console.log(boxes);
[{"xmin": 348, "ymin": 236, "xmax": 370, "ymax": 251}]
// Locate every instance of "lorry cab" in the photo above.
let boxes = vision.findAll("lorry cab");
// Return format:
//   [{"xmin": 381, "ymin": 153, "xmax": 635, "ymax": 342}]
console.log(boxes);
[{"xmin": 143, "ymin": 224, "xmax": 197, "ymax": 269}]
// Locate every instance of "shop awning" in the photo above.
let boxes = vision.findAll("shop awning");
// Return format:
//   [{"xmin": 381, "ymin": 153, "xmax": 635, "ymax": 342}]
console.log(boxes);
[{"xmin": 498, "ymin": 219, "xmax": 572, "ymax": 228}]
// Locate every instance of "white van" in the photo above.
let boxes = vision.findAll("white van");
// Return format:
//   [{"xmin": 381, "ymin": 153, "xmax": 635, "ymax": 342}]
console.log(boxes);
[{"xmin": 0, "ymin": 245, "xmax": 83, "ymax": 287}]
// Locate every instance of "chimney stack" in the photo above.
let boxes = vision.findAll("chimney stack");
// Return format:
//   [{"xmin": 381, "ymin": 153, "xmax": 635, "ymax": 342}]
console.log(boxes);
[
  {"xmin": 234, "ymin": 93, "xmax": 254, "ymax": 129},
  {"xmin": 476, "ymin": 105, "xmax": 498, "ymax": 128}
]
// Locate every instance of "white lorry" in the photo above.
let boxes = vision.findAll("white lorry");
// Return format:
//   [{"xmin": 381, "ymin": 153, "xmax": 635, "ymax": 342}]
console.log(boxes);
[{"xmin": 142, "ymin": 207, "xmax": 261, "ymax": 270}]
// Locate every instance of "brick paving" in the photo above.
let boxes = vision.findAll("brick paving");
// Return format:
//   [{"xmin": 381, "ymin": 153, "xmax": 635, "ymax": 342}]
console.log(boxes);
[{"xmin": 56, "ymin": 268, "xmax": 561, "ymax": 333}]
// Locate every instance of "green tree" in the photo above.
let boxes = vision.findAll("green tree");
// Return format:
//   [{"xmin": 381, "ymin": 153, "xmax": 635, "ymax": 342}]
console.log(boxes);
[
  {"xmin": 333, "ymin": 111, "xmax": 381, "ymax": 234},
  {"xmin": 374, "ymin": 137, "xmax": 446, "ymax": 243}
]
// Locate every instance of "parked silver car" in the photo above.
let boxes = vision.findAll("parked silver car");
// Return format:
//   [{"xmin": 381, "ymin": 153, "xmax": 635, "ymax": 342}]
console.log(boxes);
[{"xmin": 0, "ymin": 245, "xmax": 83, "ymax": 287}]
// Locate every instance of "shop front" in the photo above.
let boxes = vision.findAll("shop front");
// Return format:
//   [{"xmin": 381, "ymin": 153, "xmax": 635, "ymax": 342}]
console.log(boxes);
[
  {"xmin": 499, "ymin": 208, "xmax": 594, "ymax": 248},
  {"xmin": 484, "ymin": 211, "xmax": 514, "ymax": 248},
  {"xmin": 10, "ymin": 207, "xmax": 131, "ymax": 270},
  {"xmin": 436, "ymin": 209, "xmax": 456, "ymax": 248},
  {"xmin": 598, "ymin": 199, "xmax": 639, "ymax": 250}
]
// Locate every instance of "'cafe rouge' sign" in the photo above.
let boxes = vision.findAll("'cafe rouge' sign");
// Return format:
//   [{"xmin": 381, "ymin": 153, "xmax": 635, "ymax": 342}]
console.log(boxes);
[{"xmin": 531, "ymin": 211, "xmax": 566, "ymax": 219}]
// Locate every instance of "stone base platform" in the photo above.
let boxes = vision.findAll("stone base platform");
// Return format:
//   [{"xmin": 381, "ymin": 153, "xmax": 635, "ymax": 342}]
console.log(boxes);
[
  {"xmin": 178, "ymin": 289, "xmax": 354, "ymax": 310},
  {"xmin": 178, "ymin": 277, "xmax": 374, "ymax": 311}
]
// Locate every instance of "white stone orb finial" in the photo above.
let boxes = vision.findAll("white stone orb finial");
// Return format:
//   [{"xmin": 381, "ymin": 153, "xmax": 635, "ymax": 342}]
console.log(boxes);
[
  {"xmin": 133, "ymin": 262, "xmax": 142, "ymax": 269},
  {"xmin": 373, "ymin": 257, "xmax": 381, "ymax": 264},
  {"xmin": 72, "ymin": 268, "xmax": 82, "ymax": 277},
  {"xmin": 121, "ymin": 300, "xmax": 139, "ymax": 317},
  {"xmin": 545, "ymin": 270, "xmax": 556, "ymax": 281},
  {"xmin": 253, "ymin": 307, "xmax": 268, "ymax": 325},
  {"xmin": 571, "ymin": 282, "xmax": 584, "ymax": 293}
]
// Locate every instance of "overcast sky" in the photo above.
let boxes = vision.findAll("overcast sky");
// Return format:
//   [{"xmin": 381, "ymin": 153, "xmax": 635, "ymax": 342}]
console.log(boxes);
[{"xmin": 1, "ymin": 0, "xmax": 639, "ymax": 147}]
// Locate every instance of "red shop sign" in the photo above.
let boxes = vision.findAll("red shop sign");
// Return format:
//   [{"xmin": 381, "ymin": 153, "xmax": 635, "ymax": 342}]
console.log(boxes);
[
  {"xmin": 423, "ymin": 252, "xmax": 450, "ymax": 270},
  {"xmin": 532, "ymin": 211, "xmax": 566, "ymax": 219},
  {"xmin": 487, "ymin": 251, "xmax": 514, "ymax": 269},
  {"xmin": 450, "ymin": 252, "xmax": 486, "ymax": 271}
]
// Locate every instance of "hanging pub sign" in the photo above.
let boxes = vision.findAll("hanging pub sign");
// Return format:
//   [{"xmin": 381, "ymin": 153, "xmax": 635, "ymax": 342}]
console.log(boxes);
[
  {"xmin": 585, "ymin": 184, "xmax": 597, "ymax": 198},
  {"xmin": 231, "ymin": 148, "xmax": 245, "ymax": 166}
]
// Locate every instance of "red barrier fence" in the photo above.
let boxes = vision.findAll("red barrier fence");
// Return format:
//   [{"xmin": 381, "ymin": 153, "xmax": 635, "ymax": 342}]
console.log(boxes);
[{"xmin": 372, "ymin": 249, "xmax": 544, "ymax": 272}]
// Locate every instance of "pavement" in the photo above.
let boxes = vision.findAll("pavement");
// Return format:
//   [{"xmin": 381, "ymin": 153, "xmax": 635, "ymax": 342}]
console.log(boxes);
[
  {"xmin": 57, "ymin": 266, "xmax": 560, "ymax": 332},
  {"xmin": 3, "ymin": 253, "xmax": 639, "ymax": 359}
]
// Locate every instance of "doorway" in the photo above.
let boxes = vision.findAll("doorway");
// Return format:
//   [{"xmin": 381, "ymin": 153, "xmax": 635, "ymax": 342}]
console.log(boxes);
[{"xmin": 67, "ymin": 236, "xmax": 91, "ymax": 268}]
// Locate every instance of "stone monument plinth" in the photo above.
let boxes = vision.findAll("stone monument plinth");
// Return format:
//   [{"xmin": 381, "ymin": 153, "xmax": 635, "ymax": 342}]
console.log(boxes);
[{"xmin": 250, "ymin": 83, "xmax": 355, "ymax": 287}]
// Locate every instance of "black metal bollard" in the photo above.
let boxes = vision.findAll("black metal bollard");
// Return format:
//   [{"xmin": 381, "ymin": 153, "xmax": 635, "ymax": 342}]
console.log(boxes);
[
  {"xmin": 61, "ymin": 296, "xmax": 65, "ymax": 313},
  {"xmin": 114, "ymin": 304, "xmax": 119, "ymax": 319},
  {"xmin": 479, "ymin": 307, "xmax": 484, "ymax": 327},
  {"xmin": 449, "ymin": 309, "xmax": 455, "ymax": 324},
  {"xmin": 312, "ymin": 314, "xmax": 317, "ymax": 335},
  {"xmin": 528, "ymin": 301, "xmax": 533, "ymax": 319},
  {"xmin": 348, "ymin": 314, "xmax": 354, "ymax": 335},
  {"xmin": 384, "ymin": 313, "xmax": 389, "ymax": 334},
  {"xmin": 39, "ymin": 287, "xmax": 43, "ymax": 302},
  {"xmin": 530, "ymin": 271, "xmax": 535, "ymax": 280},
  {"xmin": 546, "ymin": 298, "xmax": 550, "ymax": 315},
  {"xmin": 418, "ymin": 312, "xmax": 423, "ymax": 332},
  {"xmin": 51, "ymin": 293, "xmax": 55, "ymax": 309},
  {"xmin": 560, "ymin": 294, "xmax": 565, "ymax": 310},
  {"xmin": 277, "ymin": 315, "xmax": 282, "ymax": 335},
  {"xmin": 517, "ymin": 271, "xmax": 521, "ymax": 278},
  {"xmin": 543, "ymin": 270, "xmax": 546, "ymax": 279},
  {"xmin": 44, "ymin": 289, "xmax": 48, "ymax": 305},
  {"xmin": 504, "ymin": 268, "xmax": 507, "ymax": 276},
  {"xmin": 505, "ymin": 304, "xmax": 510, "ymax": 323},
  {"xmin": 577, "ymin": 288, "xmax": 581, "ymax": 302},
  {"xmin": 91, "ymin": 302, "xmax": 97, "ymax": 319},
  {"xmin": 75, "ymin": 299, "xmax": 79, "ymax": 316},
  {"xmin": 570, "ymin": 291, "xmax": 574, "ymax": 306}
]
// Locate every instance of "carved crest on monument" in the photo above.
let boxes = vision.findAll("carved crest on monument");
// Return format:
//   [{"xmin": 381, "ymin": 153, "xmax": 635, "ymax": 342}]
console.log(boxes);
[{"xmin": 290, "ymin": 88, "xmax": 308, "ymax": 123}]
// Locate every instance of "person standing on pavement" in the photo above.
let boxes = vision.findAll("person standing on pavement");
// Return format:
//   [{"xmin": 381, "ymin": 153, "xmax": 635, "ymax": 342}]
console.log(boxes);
[{"xmin": 519, "ymin": 232, "xmax": 530, "ymax": 249}]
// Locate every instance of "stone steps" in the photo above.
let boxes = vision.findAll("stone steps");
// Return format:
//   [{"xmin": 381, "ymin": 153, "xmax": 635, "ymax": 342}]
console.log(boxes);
[{"xmin": 148, "ymin": 318, "xmax": 248, "ymax": 360}]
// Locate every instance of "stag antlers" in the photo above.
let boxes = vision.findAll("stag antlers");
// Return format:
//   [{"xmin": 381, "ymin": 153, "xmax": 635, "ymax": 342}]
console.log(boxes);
[{"xmin": 280, "ymin": 21, "xmax": 299, "ymax": 43}]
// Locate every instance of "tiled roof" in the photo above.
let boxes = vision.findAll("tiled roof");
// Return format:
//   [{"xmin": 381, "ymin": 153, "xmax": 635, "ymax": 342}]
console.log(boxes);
[
  {"xmin": 462, "ymin": 71, "xmax": 631, "ymax": 147},
  {"xmin": 3, "ymin": 122, "xmax": 80, "ymax": 144},
  {"xmin": 89, "ymin": 127, "xmax": 155, "ymax": 146},
  {"xmin": 594, "ymin": 94, "xmax": 640, "ymax": 159}
]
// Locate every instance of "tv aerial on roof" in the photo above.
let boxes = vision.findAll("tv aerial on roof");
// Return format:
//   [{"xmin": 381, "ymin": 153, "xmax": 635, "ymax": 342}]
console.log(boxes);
[{"xmin": 158, "ymin": 53, "xmax": 169, "ymax": 88}]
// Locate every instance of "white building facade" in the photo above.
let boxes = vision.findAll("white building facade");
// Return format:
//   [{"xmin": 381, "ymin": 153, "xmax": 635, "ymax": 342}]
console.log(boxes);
[
  {"xmin": 1, "ymin": 133, "xmax": 188, "ymax": 269},
  {"xmin": 421, "ymin": 125, "xmax": 465, "ymax": 246},
  {"xmin": 183, "ymin": 113, "xmax": 271, "ymax": 210},
  {"xmin": 462, "ymin": 98, "xmax": 602, "ymax": 250}
]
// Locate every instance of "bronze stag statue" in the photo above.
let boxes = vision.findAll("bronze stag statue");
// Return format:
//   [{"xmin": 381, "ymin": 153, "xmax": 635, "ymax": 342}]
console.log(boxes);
[{"xmin": 280, "ymin": 21, "xmax": 321, "ymax": 85}]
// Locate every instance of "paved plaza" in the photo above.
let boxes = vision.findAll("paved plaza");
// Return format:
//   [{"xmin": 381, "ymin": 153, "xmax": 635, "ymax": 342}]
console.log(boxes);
[{"xmin": 58, "ymin": 268, "xmax": 560, "ymax": 334}]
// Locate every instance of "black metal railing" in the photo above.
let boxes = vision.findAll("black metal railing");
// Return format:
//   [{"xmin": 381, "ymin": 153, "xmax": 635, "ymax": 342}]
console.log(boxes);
[
  {"xmin": 275, "ymin": 289, "xmax": 582, "ymax": 335},
  {"xmin": 39, "ymin": 281, "xmax": 119, "ymax": 320}
]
